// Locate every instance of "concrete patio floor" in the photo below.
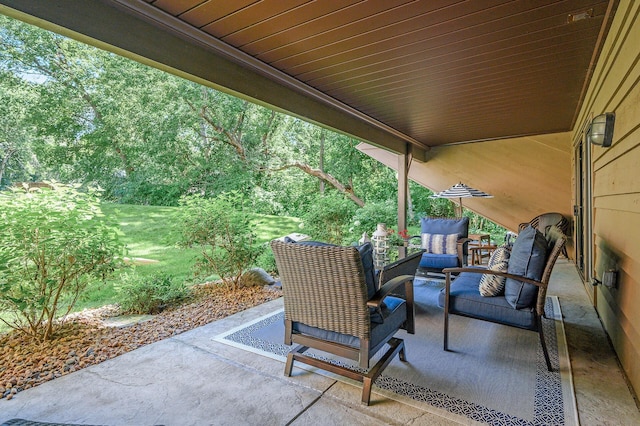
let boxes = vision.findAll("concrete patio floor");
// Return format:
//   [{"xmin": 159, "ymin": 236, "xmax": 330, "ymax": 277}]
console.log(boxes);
[{"xmin": 1, "ymin": 259, "xmax": 638, "ymax": 425}]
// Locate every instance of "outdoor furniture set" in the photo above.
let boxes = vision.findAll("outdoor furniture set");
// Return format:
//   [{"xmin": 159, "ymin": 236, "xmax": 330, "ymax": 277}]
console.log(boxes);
[{"xmin": 271, "ymin": 213, "xmax": 567, "ymax": 404}]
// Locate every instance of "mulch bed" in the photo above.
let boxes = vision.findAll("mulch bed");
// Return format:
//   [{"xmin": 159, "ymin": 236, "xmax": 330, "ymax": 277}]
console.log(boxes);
[{"xmin": 0, "ymin": 284, "xmax": 282, "ymax": 400}]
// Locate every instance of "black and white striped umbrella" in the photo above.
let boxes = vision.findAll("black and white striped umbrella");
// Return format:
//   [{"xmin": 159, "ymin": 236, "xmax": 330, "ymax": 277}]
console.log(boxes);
[{"xmin": 431, "ymin": 182, "xmax": 493, "ymax": 216}]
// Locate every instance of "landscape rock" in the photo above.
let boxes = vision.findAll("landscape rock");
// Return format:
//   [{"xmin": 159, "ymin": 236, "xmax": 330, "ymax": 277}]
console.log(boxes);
[
  {"xmin": 0, "ymin": 285, "xmax": 281, "ymax": 399},
  {"xmin": 239, "ymin": 268, "xmax": 276, "ymax": 287}
]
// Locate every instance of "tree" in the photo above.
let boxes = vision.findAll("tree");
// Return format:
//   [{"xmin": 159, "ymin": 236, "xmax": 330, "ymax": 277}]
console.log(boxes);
[
  {"xmin": 191, "ymin": 94, "xmax": 371, "ymax": 207},
  {"xmin": 1, "ymin": 15, "xmax": 197, "ymax": 204},
  {"xmin": 0, "ymin": 71, "xmax": 39, "ymax": 187},
  {"xmin": 0, "ymin": 183, "xmax": 124, "ymax": 341},
  {"xmin": 177, "ymin": 192, "xmax": 262, "ymax": 290},
  {"xmin": 0, "ymin": 15, "xmax": 401, "ymax": 213},
  {"xmin": 301, "ymin": 191, "xmax": 358, "ymax": 244}
]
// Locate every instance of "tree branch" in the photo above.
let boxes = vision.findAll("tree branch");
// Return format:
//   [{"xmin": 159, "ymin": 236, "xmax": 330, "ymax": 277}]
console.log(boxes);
[
  {"xmin": 263, "ymin": 162, "xmax": 364, "ymax": 207},
  {"xmin": 187, "ymin": 101, "xmax": 247, "ymax": 161}
]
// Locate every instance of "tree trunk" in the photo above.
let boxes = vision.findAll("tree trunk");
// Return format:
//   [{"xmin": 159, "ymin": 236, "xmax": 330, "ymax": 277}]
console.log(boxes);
[
  {"xmin": 0, "ymin": 146, "xmax": 16, "ymax": 185},
  {"xmin": 319, "ymin": 130, "xmax": 325, "ymax": 193}
]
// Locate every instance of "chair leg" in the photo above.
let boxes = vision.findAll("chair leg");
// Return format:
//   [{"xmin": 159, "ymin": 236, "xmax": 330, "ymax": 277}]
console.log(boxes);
[
  {"xmin": 444, "ymin": 309, "xmax": 449, "ymax": 351},
  {"xmin": 284, "ymin": 344, "xmax": 306, "ymax": 376},
  {"xmin": 399, "ymin": 342, "xmax": 407, "ymax": 362},
  {"xmin": 284, "ymin": 352, "xmax": 295, "ymax": 376},
  {"xmin": 360, "ymin": 337, "xmax": 404, "ymax": 405},
  {"xmin": 404, "ymin": 280, "xmax": 415, "ymax": 334},
  {"xmin": 444, "ymin": 273, "xmax": 451, "ymax": 351},
  {"xmin": 362, "ymin": 377, "xmax": 373, "ymax": 405},
  {"xmin": 537, "ymin": 316, "xmax": 553, "ymax": 371}
]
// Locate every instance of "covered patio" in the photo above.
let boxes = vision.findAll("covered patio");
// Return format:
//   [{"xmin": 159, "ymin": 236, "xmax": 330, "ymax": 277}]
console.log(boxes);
[
  {"xmin": 0, "ymin": 0, "xmax": 615, "ymax": 232},
  {"xmin": 0, "ymin": 260, "xmax": 638, "ymax": 424},
  {"xmin": 1, "ymin": 1, "xmax": 639, "ymax": 423}
]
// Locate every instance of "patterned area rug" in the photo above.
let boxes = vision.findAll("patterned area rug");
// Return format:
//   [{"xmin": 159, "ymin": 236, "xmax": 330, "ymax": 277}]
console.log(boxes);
[{"xmin": 214, "ymin": 280, "xmax": 577, "ymax": 425}]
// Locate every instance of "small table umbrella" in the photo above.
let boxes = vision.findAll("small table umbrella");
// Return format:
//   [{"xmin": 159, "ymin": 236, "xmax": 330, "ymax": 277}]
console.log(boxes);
[{"xmin": 432, "ymin": 182, "xmax": 493, "ymax": 217}]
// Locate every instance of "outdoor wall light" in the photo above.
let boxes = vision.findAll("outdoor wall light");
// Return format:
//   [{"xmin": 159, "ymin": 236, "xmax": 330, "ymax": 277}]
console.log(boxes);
[{"xmin": 587, "ymin": 112, "xmax": 615, "ymax": 147}]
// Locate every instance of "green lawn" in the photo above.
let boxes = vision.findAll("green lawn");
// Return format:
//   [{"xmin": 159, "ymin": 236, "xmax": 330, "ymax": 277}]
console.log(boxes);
[
  {"xmin": 1, "ymin": 202, "xmax": 301, "ymax": 333},
  {"xmin": 77, "ymin": 203, "xmax": 302, "ymax": 310}
]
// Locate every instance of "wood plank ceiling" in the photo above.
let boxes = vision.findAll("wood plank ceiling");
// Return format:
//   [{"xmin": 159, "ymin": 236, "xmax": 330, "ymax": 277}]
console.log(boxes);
[
  {"xmin": 0, "ymin": 0, "xmax": 615, "ymax": 151},
  {"xmin": 142, "ymin": 0, "xmax": 613, "ymax": 147}
]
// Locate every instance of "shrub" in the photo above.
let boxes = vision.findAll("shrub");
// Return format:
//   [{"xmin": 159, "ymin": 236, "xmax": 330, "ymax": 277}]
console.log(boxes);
[
  {"xmin": 301, "ymin": 192, "xmax": 357, "ymax": 244},
  {"xmin": 254, "ymin": 245, "xmax": 277, "ymax": 274},
  {"xmin": 0, "ymin": 182, "xmax": 124, "ymax": 341},
  {"xmin": 345, "ymin": 200, "xmax": 399, "ymax": 244},
  {"xmin": 177, "ymin": 191, "xmax": 263, "ymax": 290},
  {"xmin": 118, "ymin": 272, "xmax": 189, "ymax": 314}
]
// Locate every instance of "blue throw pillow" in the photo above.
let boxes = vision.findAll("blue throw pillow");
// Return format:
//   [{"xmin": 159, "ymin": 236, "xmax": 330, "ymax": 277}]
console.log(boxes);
[
  {"xmin": 421, "ymin": 233, "xmax": 459, "ymax": 254},
  {"xmin": 420, "ymin": 217, "xmax": 469, "ymax": 238},
  {"xmin": 505, "ymin": 226, "xmax": 548, "ymax": 309},
  {"xmin": 357, "ymin": 242, "xmax": 377, "ymax": 300}
]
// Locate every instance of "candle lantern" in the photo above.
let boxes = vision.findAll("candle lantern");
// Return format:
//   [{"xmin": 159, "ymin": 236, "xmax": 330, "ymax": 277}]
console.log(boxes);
[{"xmin": 372, "ymin": 223, "xmax": 389, "ymax": 268}]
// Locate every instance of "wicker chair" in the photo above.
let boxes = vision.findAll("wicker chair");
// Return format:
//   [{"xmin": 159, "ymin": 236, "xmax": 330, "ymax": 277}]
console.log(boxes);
[
  {"xmin": 271, "ymin": 240, "xmax": 420, "ymax": 405},
  {"xmin": 440, "ymin": 226, "xmax": 566, "ymax": 371},
  {"xmin": 518, "ymin": 212, "xmax": 569, "ymax": 257}
]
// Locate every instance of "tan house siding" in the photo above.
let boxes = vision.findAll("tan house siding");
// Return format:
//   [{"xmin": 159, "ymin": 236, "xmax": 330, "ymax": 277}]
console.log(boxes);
[
  {"xmin": 573, "ymin": 0, "xmax": 640, "ymax": 396},
  {"xmin": 357, "ymin": 131, "xmax": 573, "ymax": 237}
]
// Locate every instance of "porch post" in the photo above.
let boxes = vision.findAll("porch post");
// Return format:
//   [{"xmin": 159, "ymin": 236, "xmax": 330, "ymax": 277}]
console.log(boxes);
[{"xmin": 397, "ymin": 146, "xmax": 411, "ymax": 258}]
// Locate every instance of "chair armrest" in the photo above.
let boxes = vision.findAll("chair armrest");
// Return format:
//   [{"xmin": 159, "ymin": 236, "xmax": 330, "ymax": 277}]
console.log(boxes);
[
  {"xmin": 367, "ymin": 275, "xmax": 414, "ymax": 308},
  {"xmin": 376, "ymin": 249, "xmax": 424, "ymax": 287},
  {"xmin": 456, "ymin": 237, "xmax": 472, "ymax": 266},
  {"xmin": 441, "ymin": 267, "xmax": 546, "ymax": 288}
]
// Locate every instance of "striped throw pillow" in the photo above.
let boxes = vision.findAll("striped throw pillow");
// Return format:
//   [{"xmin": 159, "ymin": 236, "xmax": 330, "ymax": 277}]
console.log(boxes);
[
  {"xmin": 479, "ymin": 246, "xmax": 511, "ymax": 296},
  {"xmin": 421, "ymin": 233, "xmax": 459, "ymax": 255}
]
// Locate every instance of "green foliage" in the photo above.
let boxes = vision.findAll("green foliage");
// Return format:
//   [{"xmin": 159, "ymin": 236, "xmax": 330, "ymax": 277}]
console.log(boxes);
[
  {"xmin": 1, "ymin": 15, "xmax": 405, "ymax": 215},
  {"xmin": 118, "ymin": 271, "xmax": 189, "ymax": 314},
  {"xmin": 301, "ymin": 192, "xmax": 358, "ymax": 244},
  {"xmin": 254, "ymin": 247, "xmax": 277, "ymax": 274},
  {"xmin": 44, "ymin": 203, "xmax": 301, "ymax": 316},
  {"xmin": 177, "ymin": 192, "xmax": 263, "ymax": 289},
  {"xmin": 0, "ymin": 71, "xmax": 40, "ymax": 188},
  {"xmin": 465, "ymin": 211, "xmax": 508, "ymax": 245},
  {"xmin": 345, "ymin": 199, "xmax": 399, "ymax": 244},
  {"xmin": 409, "ymin": 184, "xmax": 456, "ymax": 220},
  {"xmin": 0, "ymin": 183, "xmax": 124, "ymax": 341}
]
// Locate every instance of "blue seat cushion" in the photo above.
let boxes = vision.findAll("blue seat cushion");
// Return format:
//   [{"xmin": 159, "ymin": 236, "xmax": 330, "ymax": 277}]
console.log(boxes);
[
  {"xmin": 356, "ymin": 242, "xmax": 377, "ymax": 299},
  {"xmin": 293, "ymin": 296, "xmax": 407, "ymax": 348},
  {"xmin": 438, "ymin": 272, "xmax": 537, "ymax": 330},
  {"xmin": 419, "ymin": 253, "xmax": 460, "ymax": 269}
]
